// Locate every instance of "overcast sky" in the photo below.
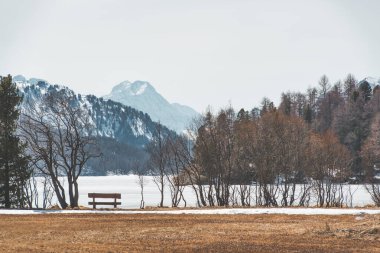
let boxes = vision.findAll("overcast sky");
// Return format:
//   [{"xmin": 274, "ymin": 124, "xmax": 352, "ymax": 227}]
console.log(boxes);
[{"xmin": 1, "ymin": 0, "xmax": 379, "ymax": 112}]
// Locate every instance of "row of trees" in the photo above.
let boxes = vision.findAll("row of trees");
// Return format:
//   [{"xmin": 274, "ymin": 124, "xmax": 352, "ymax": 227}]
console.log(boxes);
[
  {"xmin": 147, "ymin": 106, "xmax": 380, "ymax": 207},
  {"xmin": 147, "ymin": 108, "xmax": 354, "ymax": 207},
  {"xmin": 277, "ymin": 74, "xmax": 379, "ymax": 176},
  {"xmin": 1, "ymin": 73, "xmax": 380, "ymax": 209},
  {"xmin": 146, "ymin": 74, "xmax": 380, "ymax": 207},
  {"xmin": 276, "ymin": 74, "xmax": 380, "ymax": 205}
]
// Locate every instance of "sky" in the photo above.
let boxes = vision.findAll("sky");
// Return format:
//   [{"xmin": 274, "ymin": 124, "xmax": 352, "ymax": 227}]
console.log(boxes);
[{"xmin": 1, "ymin": 0, "xmax": 380, "ymax": 112}]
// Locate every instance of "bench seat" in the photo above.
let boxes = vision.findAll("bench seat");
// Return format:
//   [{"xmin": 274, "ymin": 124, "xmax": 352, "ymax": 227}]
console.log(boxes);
[{"xmin": 88, "ymin": 193, "xmax": 121, "ymax": 209}]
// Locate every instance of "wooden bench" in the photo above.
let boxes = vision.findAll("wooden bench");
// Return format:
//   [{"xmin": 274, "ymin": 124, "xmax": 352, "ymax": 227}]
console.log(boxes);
[{"xmin": 88, "ymin": 193, "xmax": 121, "ymax": 209}]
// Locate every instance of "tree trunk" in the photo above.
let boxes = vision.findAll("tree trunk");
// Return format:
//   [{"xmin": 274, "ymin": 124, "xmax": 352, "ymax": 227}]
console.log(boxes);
[
  {"xmin": 51, "ymin": 178, "xmax": 68, "ymax": 209},
  {"xmin": 68, "ymin": 174, "xmax": 75, "ymax": 208},
  {"xmin": 140, "ymin": 186, "xmax": 144, "ymax": 209},
  {"xmin": 159, "ymin": 174, "xmax": 164, "ymax": 207},
  {"xmin": 73, "ymin": 180, "xmax": 79, "ymax": 208},
  {"xmin": 160, "ymin": 187, "xmax": 164, "ymax": 207}
]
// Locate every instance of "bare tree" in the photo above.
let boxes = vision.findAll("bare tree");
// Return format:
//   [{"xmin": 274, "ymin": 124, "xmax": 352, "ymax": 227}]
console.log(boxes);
[
  {"xmin": 24, "ymin": 171, "xmax": 53, "ymax": 209},
  {"xmin": 193, "ymin": 107, "xmax": 237, "ymax": 206},
  {"xmin": 250, "ymin": 111, "xmax": 281, "ymax": 207},
  {"xmin": 171, "ymin": 119, "xmax": 207, "ymax": 207},
  {"xmin": 361, "ymin": 113, "xmax": 380, "ymax": 206},
  {"xmin": 318, "ymin": 75, "xmax": 331, "ymax": 98},
  {"xmin": 234, "ymin": 109, "xmax": 255, "ymax": 206},
  {"xmin": 20, "ymin": 93, "xmax": 99, "ymax": 208},
  {"xmin": 133, "ymin": 162, "xmax": 146, "ymax": 209},
  {"xmin": 147, "ymin": 123, "xmax": 170, "ymax": 207},
  {"xmin": 309, "ymin": 131, "xmax": 351, "ymax": 207},
  {"xmin": 166, "ymin": 135, "xmax": 188, "ymax": 207},
  {"xmin": 343, "ymin": 74, "xmax": 357, "ymax": 99},
  {"xmin": 20, "ymin": 103, "xmax": 68, "ymax": 208}
]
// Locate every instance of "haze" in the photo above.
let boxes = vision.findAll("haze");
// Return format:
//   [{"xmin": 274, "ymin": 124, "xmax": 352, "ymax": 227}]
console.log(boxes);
[{"xmin": 1, "ymin": 0, "xmax": 379, "ymax": 112}]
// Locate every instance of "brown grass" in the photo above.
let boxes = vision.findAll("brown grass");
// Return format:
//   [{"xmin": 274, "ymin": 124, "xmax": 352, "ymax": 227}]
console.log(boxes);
[{"xmin": 0, "ymin": 213, "xmax": 379, "ymax": 252}]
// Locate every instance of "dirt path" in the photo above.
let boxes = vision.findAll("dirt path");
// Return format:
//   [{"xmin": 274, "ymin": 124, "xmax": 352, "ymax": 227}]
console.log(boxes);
[{"xmin": 0, "ymin": 213, "xmax": 379, "ymax": 252}]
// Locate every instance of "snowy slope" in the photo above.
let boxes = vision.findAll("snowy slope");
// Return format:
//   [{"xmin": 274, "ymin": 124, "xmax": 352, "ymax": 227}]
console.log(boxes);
[
  {"xmin": 14, "ymin": 75, "xmax": 170, "ymax": 145},
  {"xmin": 359, "ymin": 76, "xmax": 380, "ymax": 89},
  {"xmin": 13, "ymin": 75, "xmax": 175, "ymax": 174},
  {"xmin": 103, "ymin": 80, "xmax": 199, "ymax": 133}
]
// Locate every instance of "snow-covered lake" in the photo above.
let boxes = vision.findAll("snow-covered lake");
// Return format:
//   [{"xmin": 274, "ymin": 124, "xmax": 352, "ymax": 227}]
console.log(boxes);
[{"xmin": 32, "ymin": 175, "xmax": 376, "ymax": 209}]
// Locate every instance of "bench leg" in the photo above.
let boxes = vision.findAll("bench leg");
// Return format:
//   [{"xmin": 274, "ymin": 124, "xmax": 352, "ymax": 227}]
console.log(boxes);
[{"xmin": 93, "ymin": 197, "xmax": 96, "ymax": 209}]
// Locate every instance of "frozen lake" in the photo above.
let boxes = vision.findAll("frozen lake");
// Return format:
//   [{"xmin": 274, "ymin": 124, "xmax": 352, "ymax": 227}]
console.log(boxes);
[{"xmin": 33, "ymin": 175, "xmax": 376, "ymax": 209}]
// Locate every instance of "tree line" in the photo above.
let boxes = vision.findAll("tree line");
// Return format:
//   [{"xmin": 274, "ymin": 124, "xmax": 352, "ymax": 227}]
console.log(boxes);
[
  {"xmin": 1, "ymin": 73, "xmax": 380, "ymax": 209},
  {"xmin": 146, "ymin": 74, "xmax": 380, "ymax": 207}
]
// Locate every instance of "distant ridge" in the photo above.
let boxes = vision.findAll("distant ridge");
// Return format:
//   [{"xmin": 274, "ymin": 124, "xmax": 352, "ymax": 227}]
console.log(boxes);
[{"xmin": 104, "ymin": 80, "xmax": 199, "ymax": 133}]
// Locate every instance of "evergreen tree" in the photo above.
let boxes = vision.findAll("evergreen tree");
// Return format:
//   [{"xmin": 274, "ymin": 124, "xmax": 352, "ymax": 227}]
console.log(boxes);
[
  {"xmin": 237, "ymin": 108, "xmax": 250, "ymax": 122},
  {"xmin": 359, "ymin": 81, "xmax": 372, "ymax": 102},
  {"xmin": 0, "ymin": 75, "xmax": 30, "ymax": 208}
]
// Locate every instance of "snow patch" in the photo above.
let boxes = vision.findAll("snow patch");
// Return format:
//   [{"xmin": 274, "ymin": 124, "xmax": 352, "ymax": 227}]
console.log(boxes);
[
  {"xmin": 133, "ymin": 83, "xmax": 147, "ymax": 95},
  {"xmin": 0, "ymin": 208, "xmax": 379, "ymax": 216},
  {"xmin": 131, "ymin": 118, "xmax": 145, "ymax": 136},
  {"xmin": 22, "ymin": 175, "xmax": 378, "ymax": 210}
]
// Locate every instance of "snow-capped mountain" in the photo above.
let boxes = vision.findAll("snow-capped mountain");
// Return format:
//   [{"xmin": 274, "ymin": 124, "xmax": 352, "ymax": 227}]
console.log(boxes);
[
  {"xmin": 103, "ymin": 80, "xmax": 199, "ymax": 133},
  {"xmin": 359, "ymin": 77, "xmax": 380, "ymax": 88},
  {"xmin": 13, "ymin": 75, "xmax": 175, "ymax": 175},
  {"xmin": 14, "ymin": 75, "xmax": 174, "ymax": 145}
]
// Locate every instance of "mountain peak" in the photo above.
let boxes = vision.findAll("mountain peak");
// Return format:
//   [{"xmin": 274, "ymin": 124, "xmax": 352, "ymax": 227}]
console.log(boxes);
[
  {"xmin": 11, "ymin": 75, "xmax": 47, "ymax": 86},
  {"xmin": 13, "ymin": 74, "xmax": 26, "ymax": 82},
  {"xmin": 111, "ymin": 80, "xmax": 154, "ymax": 96},
  {"xmin": 104, "ymin": 80, "xmax": 199, "ymax": 132}
]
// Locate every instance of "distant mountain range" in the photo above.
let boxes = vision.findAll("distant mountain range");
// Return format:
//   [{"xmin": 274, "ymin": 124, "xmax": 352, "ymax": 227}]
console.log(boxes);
[
  {"xmin": 103, "ymin": 80, "xmax": 199, "ymax": 133},
  {"xmin": 13, "ymin": 75, "xmax": 175, "ymax": 175}
]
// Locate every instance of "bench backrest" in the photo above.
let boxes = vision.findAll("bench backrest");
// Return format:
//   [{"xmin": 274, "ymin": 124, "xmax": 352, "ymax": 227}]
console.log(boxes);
[{"xmin": 88, "ymin": 193, "xmax": 121, "ymax": 199}]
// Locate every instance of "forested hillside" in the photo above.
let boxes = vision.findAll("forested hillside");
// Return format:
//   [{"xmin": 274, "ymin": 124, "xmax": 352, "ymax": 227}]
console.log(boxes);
[{"xmin": 14, "ymin": 75, "xmax": 174, "ymax": 175}]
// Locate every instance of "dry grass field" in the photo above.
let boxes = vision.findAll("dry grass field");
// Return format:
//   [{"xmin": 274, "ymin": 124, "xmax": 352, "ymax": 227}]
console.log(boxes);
[{"xmin": 0, "ymin": 213, "xmax": 379, "ymax": 252}]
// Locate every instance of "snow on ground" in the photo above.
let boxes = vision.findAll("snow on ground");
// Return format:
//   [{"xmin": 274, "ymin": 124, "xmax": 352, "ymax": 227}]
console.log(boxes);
[
  {"xmin": 31, "ymin": 175, "xmax": 375, "ymax": 209},
  {"xmin": 0, "ymin": 208, "xmax": 379, "ymax": 216},
  {"xmin": 33, "ymin": 175, "xmax": 199, "ymax": 209}
]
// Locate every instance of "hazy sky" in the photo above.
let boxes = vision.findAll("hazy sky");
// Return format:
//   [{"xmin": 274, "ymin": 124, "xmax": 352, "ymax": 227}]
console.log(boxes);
[{"xmin": 1, "ymin": 0, "xmax": 379, "ymax": 112}]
